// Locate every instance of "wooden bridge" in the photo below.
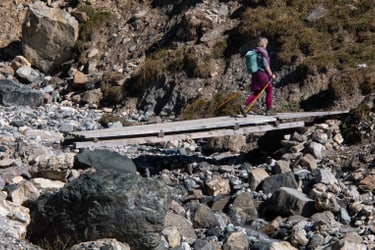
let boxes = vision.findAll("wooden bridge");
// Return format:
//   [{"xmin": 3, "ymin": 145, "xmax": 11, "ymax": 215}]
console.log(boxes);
[{"xmin": 68, "ymin": 110, "xmax": 350, "ymax": 149}]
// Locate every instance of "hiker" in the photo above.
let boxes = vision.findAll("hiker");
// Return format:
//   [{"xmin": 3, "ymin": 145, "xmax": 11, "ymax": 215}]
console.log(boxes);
[{"xmin": 243, "ymin": 36, "xmax": 276, "ymax": 115}]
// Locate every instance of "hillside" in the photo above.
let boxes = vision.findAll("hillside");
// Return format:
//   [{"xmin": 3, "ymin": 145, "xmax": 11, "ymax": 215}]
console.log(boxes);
[{"xmin": 1, "ymin": 0, "xmax": 374, "ymax": 121}]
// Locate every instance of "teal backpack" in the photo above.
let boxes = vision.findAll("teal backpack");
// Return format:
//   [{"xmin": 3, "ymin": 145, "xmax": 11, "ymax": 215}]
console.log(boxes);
[
  {"xmin": 245, "ymin": 49, "xmax": 259, "ymax": 74},
  {"xmin": 245, "ymin": 48, "xmax": 269, "ymax": 74}
]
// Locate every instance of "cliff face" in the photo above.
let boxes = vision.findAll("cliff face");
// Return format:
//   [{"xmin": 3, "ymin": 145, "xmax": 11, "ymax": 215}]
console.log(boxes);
[{"xmin": 0, "ymin": 0, "xmax": 370, "ymax": 119}]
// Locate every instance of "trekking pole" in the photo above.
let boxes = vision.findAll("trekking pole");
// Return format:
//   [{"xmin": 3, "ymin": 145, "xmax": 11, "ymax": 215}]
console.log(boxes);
[
  {"xmin": 217, "ymin": 92, "xmax": 242, "ymax": 109},
  {"xmin": 245, "ymin": 79, "xmax": 272, "ymax": 113}
]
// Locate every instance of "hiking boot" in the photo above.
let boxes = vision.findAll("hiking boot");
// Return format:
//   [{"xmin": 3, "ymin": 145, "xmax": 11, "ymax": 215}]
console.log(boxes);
[
  {"xmin": 266, "ymin": 108, "xmax": 276, "ymax": 116},
  {"xmin": 240, "ymin": 105, "xmax": 248, "ymax": 117}
]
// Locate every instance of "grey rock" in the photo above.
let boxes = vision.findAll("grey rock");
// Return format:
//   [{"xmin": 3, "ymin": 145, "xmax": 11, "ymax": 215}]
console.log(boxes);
[
  {"xmin": 0, "ymin": 79, "xmax": 43, "ymax": 106},
  {"xmin": 74, "ymin": 149, "xmax": 137, "ymax": 173},
  {"xmin": 258, "ymin": 171, "xmax": 298, "ymax": 194},
  {"xmin": 261, "ymin": 187, "xmax": 315, "ymax": 217}
]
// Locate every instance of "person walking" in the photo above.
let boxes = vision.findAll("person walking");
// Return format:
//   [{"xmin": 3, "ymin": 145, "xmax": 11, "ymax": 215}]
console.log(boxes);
[{"xmin": 242, "ymin": 36, "xmax": 276, "ymax": 116}]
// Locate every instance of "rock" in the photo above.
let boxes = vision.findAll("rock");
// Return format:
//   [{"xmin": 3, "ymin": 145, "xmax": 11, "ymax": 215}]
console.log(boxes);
[
  {"xmin": 223, "ymin": 231, "xmax": 248, "ymax": 250},
  {"xmin": 22, "ymin": 2, "xmax": 79, "ymax": 74},
  {"xmin": 0, "ymin": 79, "xmax": 43, "ymax": 106},
  {"xmin": 258, "ymin": 171, "xmax": 299, "ymax": 194},
  {"xmin": 207, "ymin": 135, "xmax": 246, "ymax": 152},
  {"xmin": 69, "ymin": 238, "xmax": 131, "ymax": 250},
  {"xmin": 315, "ymin": 168, "xmax": 338, "ymax": 185},
  {"xmin": 248, "ymin": 168, "xmax": 269, "ymax": 191},
  {"xmin": 300, "ymin": 153, "xmax": 317, "ymax": 170},
  {"xmin": 261, "ymin": 187, "xmax": 315, "ymax": 217},
  {"xmin": 4, "ymin": 180, "xmax": 40, "ymax": 205},
  {"xmin": 73, "ymin": 149, "xmax": 137, "ymax": 174},
  {"xmin": 307, "ymin": 141, "xmax": 325, "ymax": 160},
  {"xmin": 27, "ymin": 172, "xmax": 171, "ymax": 250},
  {"xmin": 0, "ymin": 229, "xmax": 42, "ymax": 250},
  {"xmin": 162, "ymin": 226, "xmax": 181, "ymax": 248},
  {"xmin": 15, "ymin": 66, "xmax": 42, "ymax": 84},
  {"xmin": 227, "ymin": 192, "xmax": 258, "ymax": 226},
  {"xmin": 0, "ymin": 191, "xmax": 31, "ymax": 239},
  {"xmin": 205, "ymin": 176, "xmax": 230, "ymax": 196},
  {"xmin": 192, "ymin": 204, "xmax": 221, "ymax": 228},
  {"xmin": 164, "ymin": 213, "xmax": 197, "ymax": 244},
  {"xmin": 268, "ymin": 241, "xmax": 298, "ymax": 250},
  {"xmin": 358, "ymin": 174, "xmax": 375, "ymax": 192}
]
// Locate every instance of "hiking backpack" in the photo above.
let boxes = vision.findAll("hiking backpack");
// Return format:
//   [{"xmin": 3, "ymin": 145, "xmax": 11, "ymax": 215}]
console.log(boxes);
[
  {"xmin": 245, "ymin": 48, "xmax": 269, "ymax": 74},
  {"xmin": 245, "ymin": 49, "xmax": 259, "ymax": 74}
]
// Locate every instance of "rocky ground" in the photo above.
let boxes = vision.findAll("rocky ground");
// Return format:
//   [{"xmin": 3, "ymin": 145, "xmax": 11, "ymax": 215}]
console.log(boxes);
[{"xmin": 0, "ymin": 0, "xmax": 374, "ymax": 250}]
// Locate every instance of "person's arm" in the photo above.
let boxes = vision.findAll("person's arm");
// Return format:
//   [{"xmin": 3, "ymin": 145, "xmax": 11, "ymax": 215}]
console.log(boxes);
[{"xmin": 265, "ymin": 66, "xmax": 276, "ymax": 79}]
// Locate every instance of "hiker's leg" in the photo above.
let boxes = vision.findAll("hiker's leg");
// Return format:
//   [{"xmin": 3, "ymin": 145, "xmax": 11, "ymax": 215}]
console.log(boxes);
[
  {"xmin": 245, "ymin": 90, "xmax": 260, "ymax": 105},
  {"xmin": 265, "ymin": 82, "xmax": 273, "ymax": 109}
]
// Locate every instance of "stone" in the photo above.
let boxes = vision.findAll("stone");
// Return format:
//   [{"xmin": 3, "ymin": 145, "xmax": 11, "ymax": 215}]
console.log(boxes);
[
  {"xmin": 0, "ymin": 79, "xmax": 43, "ymax": 107},
  {"xmin": 261, "ymin": 187, "xmax": 315, "ymax": 217},
  {"xmin": 73, "ymin": 149, "xmax": 137, "ymax": 174},
  {"xmin": 206, "ymin": 176, "xmax": 230, "ymax": 196},
  {"xmin": 258, "ymin": 171, "xmax": 299, "ymax": 194},
  {"xmin": 27, "ymin": 172, "xmax": 171, "ymax": 249},
  {"xmin": 70, "ymin": 238, "xmax": 131, "ymax": 250},
  {"xmin": 193, "ymin": 204, "xmax": 220, "ymax": 228},
  {"xmin": 22, "ymin": 2, "xmax": 79, "ymax": 74},
  {"xmin": 164, "ymin": 213, "xmax": 197, "ymax": 244},
  {"xmin": 223, "ymin": 231, "xmax": 248, "ymax": 250},
  {"xmin": 274, "ymin": 160, "xmax": 291, "ymax": 173},
  {"xmin": 162, "ymin": 226, "xmax": 180, "ymax": 248},
  {"xmin": 358, "ymin": 174, "xmax": 375, "ymax": 192},
  {"xmin": 300, "ymin": 153, "xmax": 317, "ymax": 170},
  {"xmin": 227, "ymin": 192, "xmax": 258, "ymax": 226},
  {"xmin": 248, "ymin": 168, "xmax": 269, "ymax": 191}
]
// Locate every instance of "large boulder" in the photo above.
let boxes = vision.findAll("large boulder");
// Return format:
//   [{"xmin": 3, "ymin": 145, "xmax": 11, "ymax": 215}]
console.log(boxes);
[
  {"xmin": 27, "ymin": 172, "xmax": 171, "ymax": 250},
  {"xmin": 22, "ymin": 2, "xmax": 79, "ymax": 74},
  {"xmin": 73, "ymin": 149, "xmax": 137, "ymax": 174},
  {"xmin": 0, "ymin": 79, "xmax": 43, "ymax": 106}
]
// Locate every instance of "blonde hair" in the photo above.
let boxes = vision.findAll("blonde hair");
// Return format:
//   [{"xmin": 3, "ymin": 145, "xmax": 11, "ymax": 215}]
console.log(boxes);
[{"xmin": 258, "ymin": 37, "xmax": 268, "ymax": 47}]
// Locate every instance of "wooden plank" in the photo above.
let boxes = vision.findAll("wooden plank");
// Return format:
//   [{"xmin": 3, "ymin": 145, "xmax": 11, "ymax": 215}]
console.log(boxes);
[
  {"xmin": 70, "ymin": 115, "xmax": 277, "ymax": 139},
  {"xmin": 73, "ymin": 121, "xmax": 304, "ymax": 148},
  {"xmin": 275, "ymin": 110, "xmax": 349, "ymax": 120}
]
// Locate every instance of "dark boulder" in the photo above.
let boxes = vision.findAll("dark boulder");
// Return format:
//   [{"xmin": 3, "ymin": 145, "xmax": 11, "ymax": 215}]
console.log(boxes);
[
  {"xmin": 74, "ymin": 149, "xmax": 137, "ymax": 174},
  {"xmin": 27, "ymin": 172, "xmax": 171, "ymax": 249},
  {"xmin": 0, "ymin": 79, "xmax": 43, "ymax": 107}
]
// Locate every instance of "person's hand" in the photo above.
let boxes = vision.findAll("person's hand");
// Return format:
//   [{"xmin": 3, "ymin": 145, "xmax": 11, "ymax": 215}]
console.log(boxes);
[{"xmin": 271, "ymin": 74, "xmax": 276, "ymax": 79}]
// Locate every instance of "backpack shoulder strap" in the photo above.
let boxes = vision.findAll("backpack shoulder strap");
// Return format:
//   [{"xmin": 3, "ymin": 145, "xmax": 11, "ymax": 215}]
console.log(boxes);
[{"xmin": 255, "ymin": 48, "xmax": 270, "ymax": 64}]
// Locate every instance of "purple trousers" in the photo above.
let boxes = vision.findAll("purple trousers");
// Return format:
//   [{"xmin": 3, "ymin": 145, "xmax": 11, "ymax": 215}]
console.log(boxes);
[{"xmin": 245, "ymin": 71, "xmax": 273, "ymax": 109}]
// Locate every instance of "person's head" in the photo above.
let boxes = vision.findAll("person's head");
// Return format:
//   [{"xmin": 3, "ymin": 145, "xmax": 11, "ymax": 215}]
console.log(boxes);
[{"xmin": 258, "ymin": 37, "xmax": 268, "ymax": 48}]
